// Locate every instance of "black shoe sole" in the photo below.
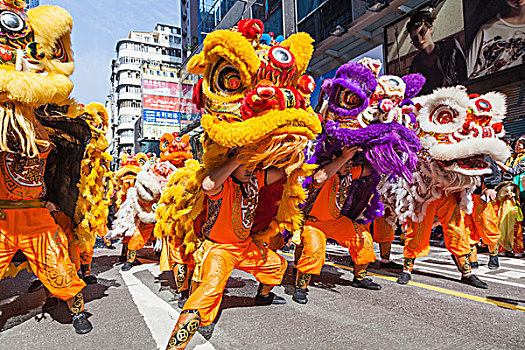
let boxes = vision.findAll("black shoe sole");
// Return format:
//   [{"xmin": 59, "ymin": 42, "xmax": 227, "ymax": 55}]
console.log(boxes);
[
  {"xmin": 74, "ymin": 324, "xmax": 93, "ymax": 335},
  {"xmin": 351, "ymin": 282, "xmax": 382, "ymax": 290},
  {"xmin": 461, "ymin": 278, "xmax": 488, "ymax": 289},
  {"xmin": 292, "ymin": 296, "xmax": 308, "ymax": 304}
]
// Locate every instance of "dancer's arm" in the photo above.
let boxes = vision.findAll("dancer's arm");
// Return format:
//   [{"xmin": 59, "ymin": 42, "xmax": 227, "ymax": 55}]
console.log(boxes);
[{"xmin": 313, "ymin": 146, "xmax": 360, "ymax": 187}]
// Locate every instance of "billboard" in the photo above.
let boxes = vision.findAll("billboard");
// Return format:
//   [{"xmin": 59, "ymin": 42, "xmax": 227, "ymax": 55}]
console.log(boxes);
[
  {"xmin": 383, "ymin": 0, "xmax": 525, "ymax": 136},
  {"xmin": 143, "ymin": 79, "xmax": 181, "ymax": 97},
  {"xmin": 384, "ymin": 0, "xmax": 466, "ymax": 95},
  {"xmin": 463, "ymin": 0, "xmax": 525, "ymax": 81},
  {"xmin": 143, "ymin": 123, "xmax": 181, "ymax": 139},
  {"xmin": 142, "ymin": 79, "xmax": 180, "ymax": 127}
]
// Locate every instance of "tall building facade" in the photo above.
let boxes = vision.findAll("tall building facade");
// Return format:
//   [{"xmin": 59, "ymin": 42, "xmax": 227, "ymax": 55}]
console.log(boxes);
[
  {"xmin": 108, "ymin": 24, "xmax": 183, "ymax": 159},
  {"xmin": 25, "ymin": 0, "xmax": 39, "ymax": 8}
]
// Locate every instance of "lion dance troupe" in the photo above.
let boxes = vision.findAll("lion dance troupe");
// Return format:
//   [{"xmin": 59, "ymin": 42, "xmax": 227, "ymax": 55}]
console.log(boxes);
[{"xmin": 0, "ymin": 2, "xmax": 522, "ymax": 349}]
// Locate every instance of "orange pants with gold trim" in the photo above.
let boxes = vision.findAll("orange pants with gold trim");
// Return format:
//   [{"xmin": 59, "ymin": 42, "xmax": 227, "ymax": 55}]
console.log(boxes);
[
  {"xmin": 166, "ymin": 234, "xmax": 195, "ymax": 270},
  {"xmin": 373, "ymin": 216, "xmax": 395, "ymax": 244},
  {"xmin": 182, "ymin": 238, "xmax": 287, "ymax": 326},
  {"xmin": 68, "ymin": 240, "xmax": 95, "ymax": 272},
  {"xmin": 296, "ymin": 216, "xmax": 377, "ymax": 275},
  {"xmin": 404, "ymin": 195, "xmax": 470, "ymax": 259},
  {"xmin": 0, "ymin": 208, "xmax": 86, "ymax": 300},
  {"xmin": 465, "ymin": 194, "xmax": 500, "ymax": 246},
  {"xmin": 52, "ymin": 211, "xmax": 94, "ymax": 272},
  {"xmin": 128, "ymin": 223, "xmax": 155, "ymax": 251}
]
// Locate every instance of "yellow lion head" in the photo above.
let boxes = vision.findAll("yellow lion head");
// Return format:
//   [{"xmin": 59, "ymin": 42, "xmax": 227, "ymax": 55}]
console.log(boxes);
[
  {"xmin": 188, "ymin": 19, "xmax": 321, "ymax": 173},
  {"xmin": 0, "ymin": 3, "xmax": 74, "ymax": 105}
]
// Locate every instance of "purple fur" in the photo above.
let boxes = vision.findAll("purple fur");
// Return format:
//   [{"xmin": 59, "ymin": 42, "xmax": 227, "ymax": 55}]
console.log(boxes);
[
  {"xmin": 313, "ymin": 120, "xmax": 420, "ymax": 182},
  {"xmin": 324, "ymin": 62, "xmax": 377, "ymax": 117},
  {"xmin": 304, "ymin": 121, "xmax": 420, "ymax": 222},
  {"xmin": 401, "ymin": 73, "xmax": 425, "ymax": 99}
]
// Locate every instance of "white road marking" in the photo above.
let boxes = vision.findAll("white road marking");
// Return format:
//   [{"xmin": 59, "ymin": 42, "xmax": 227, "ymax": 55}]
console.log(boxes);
[
  {"xmin": 411, "ymin": 261, "xmax": 525, "ymax": 289},
  {"xmin": 120, "ymin": 265, "xmax": 216, "ymax": 350}
]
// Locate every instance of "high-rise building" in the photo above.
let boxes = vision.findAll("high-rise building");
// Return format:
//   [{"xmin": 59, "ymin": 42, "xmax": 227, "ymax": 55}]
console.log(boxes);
[
  {"xmin": 25, "ymin": 0, "xmax": 39, "ymax": 8},
  {"xmin": 107, "ymin": 24, "xmax": 183, "ymax": 159}
]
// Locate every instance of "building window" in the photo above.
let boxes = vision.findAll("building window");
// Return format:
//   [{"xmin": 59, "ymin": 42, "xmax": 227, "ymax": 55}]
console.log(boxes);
[{"xmin": 297, "ymin": 0, "xmax": 352, "ymax": 44}]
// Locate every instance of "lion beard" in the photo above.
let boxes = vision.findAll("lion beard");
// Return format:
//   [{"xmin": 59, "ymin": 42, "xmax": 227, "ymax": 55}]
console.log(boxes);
[
  {"xmin": 0, "ymin": 103, "xmax": 50, "ymax": 158},
  {"xmin": 380, "ymin": 159, "xmax": 481, "ymax": 225}
]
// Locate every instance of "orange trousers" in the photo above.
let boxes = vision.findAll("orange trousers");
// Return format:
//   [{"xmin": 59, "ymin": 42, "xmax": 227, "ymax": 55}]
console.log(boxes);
[
  {"xmin": 52, "ymin": 211, "xmax": 94, "ymax": 273},
  {"xmin": 373, "ymin": 216, "xmax": 395, "ymax": 243},
  {"xmin": 465, "ymin": 194, "xmax": 500, "ymax": 246},
  {"xmin": 128, "ymin": 223, "xmax": 155, "ymax": 252},
  {"xmin": 0, "ymin": 208, "xmax": 86, "ymax": 300},
  {"xmin": 404, "ymin": 195, "xmax": 470, "ymax": 259},
  {"xmin": 296, "ymin": 216, "xmax": 377, "ymax": 275},
  {"xmin": 182, "ymin": 238, "xmax": 287, "ymax": 326},
  {"xmin": 163, "ymin": 233, "xmax": 195, "ymax": 271}
]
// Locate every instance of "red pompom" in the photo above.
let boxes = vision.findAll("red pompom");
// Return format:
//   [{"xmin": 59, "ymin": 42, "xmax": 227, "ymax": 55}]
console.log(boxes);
[
  {"xmin": 237, "ymin": 19, "xmax": 264, "ymax": 40},
  {"xmin": 297, "ymin": 75, "xmax": 315, "ymax": 94},
  {"xmin": 192, "ymin": 78, "xmax": 204, "ymax": 110},
  {"xmin": 492, "ymin": 122, "xmax": 503, "ymax": 134}
]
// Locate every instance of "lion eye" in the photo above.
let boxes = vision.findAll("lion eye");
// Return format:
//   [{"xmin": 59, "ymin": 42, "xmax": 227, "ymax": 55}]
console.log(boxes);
[
  {"xmin": 1, "ymin": 11, "xmax": 24, "ymax": 32},
  {"xmin": 337, "ymin": 88, "xmax": 362, "ymax": 109},
  {"xmin": 210, "ymin": 58, "xmax": 243, "ymax": 96},
  {"xmin": 430, "ymin": 105, "xmax": 456, "ymax": 125}
]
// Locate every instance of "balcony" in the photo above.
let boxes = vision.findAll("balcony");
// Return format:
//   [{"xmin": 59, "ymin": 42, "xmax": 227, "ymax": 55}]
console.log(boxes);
[
  {"xmin": 118, "ymin": 106, "xmax": 141, "ymax": 115},
  {"xmin": 118, "ymin": 136, "xmax": 135, "ymax": 146},
  {"xmin": 117, "ymin": 76, "xmax": 141, "ymax": 86},
  {"xmin": 117, "ymin": 92, "xmax": 142, "ymax": 101},
  {"xmin": 117, "ymin": 63, "xmax": 141, "ymax": 72},
  {"xmin": 117, "ymin": 122, "xmax": 136, "ymax": 131}
]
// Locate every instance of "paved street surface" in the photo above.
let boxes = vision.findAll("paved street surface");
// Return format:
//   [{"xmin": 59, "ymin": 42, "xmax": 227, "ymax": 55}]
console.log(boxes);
[{"xmin": 1, "ymin": 240, "xmax": 524, "ymax": 350}]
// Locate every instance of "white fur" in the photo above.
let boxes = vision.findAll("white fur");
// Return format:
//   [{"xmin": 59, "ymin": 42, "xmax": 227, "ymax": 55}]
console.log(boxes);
[
  {"xmin": 428, "ymin": 137, "xmax": 510, "ymax": 162},
  {"xmin": 478, "ymin": 91, "xmax": 507, "ymax": 122},
  {"xmin": 109, "ymin": 187, "xmax": 138, "ymax": 238},
  {"xmin": 415, "ymin": 87, "xmax": 470, "ymax": 134}
]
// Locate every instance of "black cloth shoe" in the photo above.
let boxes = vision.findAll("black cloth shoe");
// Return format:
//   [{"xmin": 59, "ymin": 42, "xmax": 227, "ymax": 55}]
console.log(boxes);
[
  {"xmin": 397, "ymin": 272, "xmax": 411, "ymax": 285},
  {"xmin": 488, "ymin": 255, "xmax": 499, "ymax": 270},
  {"xmin": 254, "ymin": 292, "xmax": 286, "ymax": 305},
  {"xmin": 198, "ymin": 323, "xmax": 215, "ymax": 340},
  {"xmin": 470, "ymin": 261, "xmax": 479, "ymax": 269},
  {"xmin": 121, "ymin": 262, "xmax": 133, "ymax": 271},
  {"xmin": 292, "ymin": 288, "xmax": 308, "ymax": 304},
  {"xmin": 461, "ymin": 275, "xmax": 488, "ymax": 289},
  {"xmin": 379, "ymin": 260, "xmax": 402, "ymax": 269},
  {"xmin": 28, "ymin": 279, "xmax": 43, "ymax": 293},
  {"xmin": 352, "ymin": 277, "xmax": 382, "ymax": 290},
  {"xmin": 83, "ymin": 275, "xmax": 97, "ymax": 285},
  {"xmin": 72, "ymin": 312, "xmax": 93, "ymax": 334},
  {"xmin": 178, "ymin": 290, "xmax": 189, "ymax": 309}
]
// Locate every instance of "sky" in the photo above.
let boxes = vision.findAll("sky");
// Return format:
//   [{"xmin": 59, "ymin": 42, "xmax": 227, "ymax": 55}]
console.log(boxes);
[{"xmin": 40, "ymin": 0, "xmax": 181, "ymax": 105}]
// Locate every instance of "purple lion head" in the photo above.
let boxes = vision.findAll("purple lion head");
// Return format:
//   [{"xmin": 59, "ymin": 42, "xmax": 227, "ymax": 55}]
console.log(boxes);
[{"xmin": 308, "ymin": 58, "xmax": 425, "ymax": 223}]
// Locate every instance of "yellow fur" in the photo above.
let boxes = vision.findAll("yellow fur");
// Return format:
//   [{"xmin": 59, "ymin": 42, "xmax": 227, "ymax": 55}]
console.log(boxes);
[{"xmin": 74, "ymin": 103, "xmax": 113, "ymax": 245}]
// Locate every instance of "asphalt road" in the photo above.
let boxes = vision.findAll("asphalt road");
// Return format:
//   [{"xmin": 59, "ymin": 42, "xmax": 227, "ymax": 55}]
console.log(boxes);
[{"xmin": 1, "ymin": 240, "xmax": 524, "ymax": 350}]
